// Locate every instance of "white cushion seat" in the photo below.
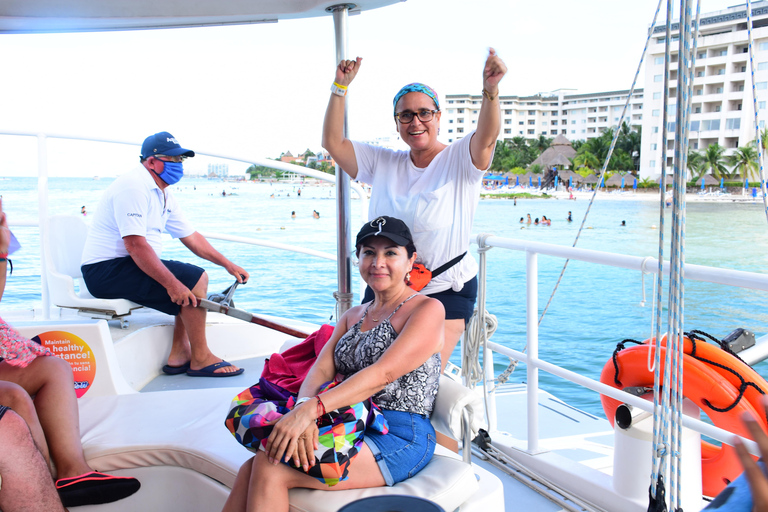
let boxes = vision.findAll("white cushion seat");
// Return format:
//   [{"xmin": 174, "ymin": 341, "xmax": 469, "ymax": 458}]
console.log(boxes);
[{"xmin": 78, "ymin": 381, "xmax": 481, "ymax": 511}]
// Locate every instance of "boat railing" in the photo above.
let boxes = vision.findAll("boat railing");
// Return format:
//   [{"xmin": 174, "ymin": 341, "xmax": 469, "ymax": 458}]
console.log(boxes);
[
  {"xmin": 471, "ymin": 233, "xmax": 768, "ymax": 454},
  {"xmin": 0, "ymin": 130, "xmax": 365, "ymax": 318}
]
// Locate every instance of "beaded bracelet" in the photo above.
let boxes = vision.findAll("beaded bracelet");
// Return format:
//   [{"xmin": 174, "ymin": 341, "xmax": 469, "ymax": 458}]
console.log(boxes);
[
  {"xmin": 482, "ymin": 88, "xmax": 497, "ymax": 102},
  {"xmin": 315, "ymin": 394, "xmax": 326, "ymax": 417}
]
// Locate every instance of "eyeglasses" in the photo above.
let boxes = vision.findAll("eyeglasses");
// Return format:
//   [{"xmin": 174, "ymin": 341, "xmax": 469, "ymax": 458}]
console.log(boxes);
[
  {"xmin": 394, "ymin": 109, "xmax": 440, "ymax": 124},
  {"xmin": 153, "ymin": 155, "xmax": 186, "ymax": 163}
]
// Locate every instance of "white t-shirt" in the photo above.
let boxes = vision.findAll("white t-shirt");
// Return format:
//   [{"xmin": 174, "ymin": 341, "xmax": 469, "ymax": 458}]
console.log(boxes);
[
  {"xmin": 352, "ymin": 132, "xmax": 489, "ymax": 294},
  {"xmin": 81, "ymin": 166, "xmax": 195, "ymax": 265}
]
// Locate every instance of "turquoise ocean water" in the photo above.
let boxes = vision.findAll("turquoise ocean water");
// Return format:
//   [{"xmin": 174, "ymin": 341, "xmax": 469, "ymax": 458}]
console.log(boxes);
[{"xmin": 3, "ymin": 176, "xmax": 768, "ymax": 418}]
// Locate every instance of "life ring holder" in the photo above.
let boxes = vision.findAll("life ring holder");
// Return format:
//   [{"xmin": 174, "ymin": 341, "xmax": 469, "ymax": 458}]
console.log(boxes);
[{"xmin": 599, "ymin": 332, "xmax": 768, "ymax": 497}]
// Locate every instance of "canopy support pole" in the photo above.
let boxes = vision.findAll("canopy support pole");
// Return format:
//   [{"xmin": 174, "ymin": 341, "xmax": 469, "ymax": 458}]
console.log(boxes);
[{"xmin": 329, "ymin": 4, "xmax": 354, "ymax": 319}]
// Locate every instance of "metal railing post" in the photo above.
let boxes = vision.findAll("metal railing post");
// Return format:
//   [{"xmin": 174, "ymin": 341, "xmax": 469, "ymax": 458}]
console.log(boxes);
[
  {"xmin": 526, "ymin": 250, "xmax": 539, "ymax": 453},
  {"xmin": 37, "ymin": 133, "xmax": 50, "ymax": 319}
]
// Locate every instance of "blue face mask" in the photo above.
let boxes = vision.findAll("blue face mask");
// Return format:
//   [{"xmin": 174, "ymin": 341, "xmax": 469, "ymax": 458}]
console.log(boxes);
[{"xmin": 157, "ymin": 161, "xmax": 184, "ymax": 185}]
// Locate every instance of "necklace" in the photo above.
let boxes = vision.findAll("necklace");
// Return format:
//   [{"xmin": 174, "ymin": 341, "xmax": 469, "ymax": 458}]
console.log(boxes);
[{"xmin": 369, "ymin": 290, "xmax": 408, "ymax": 322}]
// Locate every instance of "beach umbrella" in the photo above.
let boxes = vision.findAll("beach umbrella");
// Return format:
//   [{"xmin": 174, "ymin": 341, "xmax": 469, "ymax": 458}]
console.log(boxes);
[
  {"xmin": 569, "ymin": 176, "xmax": 572, "ymax": 189},
  {"xmin": 515, "ymin": 175, "xmax": 519, "ymax": 186},
  {"xmin": 538, "ymin": 176, "xmax": 541, "ymax": 188},
  {"xmin": 745, "ymin": 179, "xmax": 749, "ymax": 190},
  {"xmin": 720, "ymin": 177, "xmax": 724, "ymax": 189},
  {"xmin": 529, "ymin": 176, "xmax": 532, "ymax": 187},
  {"xmin": 633, "ymin": 178, "xmax": 637, "ymax": 189},
  {"xmin": 701, "ymin": 178, "xmax": 705, "ymax": 191},
  {"xmin": 621, "ymin": 177, "xmax": 625, "ymax": 189}
]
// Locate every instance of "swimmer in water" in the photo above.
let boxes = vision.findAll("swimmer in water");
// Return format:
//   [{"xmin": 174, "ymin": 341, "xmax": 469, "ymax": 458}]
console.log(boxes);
[
  {"xmin": 567, "ymin": 211, "xmax": 572, "ymax": 222},
  {"xmin": 291, "ymin": 211, "xmax": 296, "ymax": 219}
]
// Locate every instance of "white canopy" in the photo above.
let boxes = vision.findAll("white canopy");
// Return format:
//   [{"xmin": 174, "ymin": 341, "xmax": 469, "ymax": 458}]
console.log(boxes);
[{"xmin": 0, "ymin": 0, "xmax": 404, "ymax": 33}]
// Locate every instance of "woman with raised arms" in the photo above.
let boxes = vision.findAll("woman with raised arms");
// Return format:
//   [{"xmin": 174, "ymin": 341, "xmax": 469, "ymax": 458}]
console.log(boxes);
[{"xmin": 322, "ymin": 48, "xmax": 506, "ymax": 384}]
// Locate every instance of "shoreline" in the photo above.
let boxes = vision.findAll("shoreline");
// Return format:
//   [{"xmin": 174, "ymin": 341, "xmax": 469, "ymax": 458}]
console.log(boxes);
[{"xmin": 480, "ymin": 187, "xmax": 765, "ymax": 203}]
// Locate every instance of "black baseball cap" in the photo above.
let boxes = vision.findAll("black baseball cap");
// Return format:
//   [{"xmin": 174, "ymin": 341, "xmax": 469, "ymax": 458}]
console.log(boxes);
[{"xmin": 356, "ymin": 216, "xmax": 413, "ymax": 247}]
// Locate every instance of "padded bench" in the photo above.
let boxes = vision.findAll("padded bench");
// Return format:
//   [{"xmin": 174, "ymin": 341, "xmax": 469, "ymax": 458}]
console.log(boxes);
[{"xmin": 77, "ymin": 378, "xmax": 488, "ymax": 511}]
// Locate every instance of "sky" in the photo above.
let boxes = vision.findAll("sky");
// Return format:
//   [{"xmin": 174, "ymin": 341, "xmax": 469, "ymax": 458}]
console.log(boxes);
[{"xmin": 0, "ymin": 0, "xmax": 743, "ymax": 177}]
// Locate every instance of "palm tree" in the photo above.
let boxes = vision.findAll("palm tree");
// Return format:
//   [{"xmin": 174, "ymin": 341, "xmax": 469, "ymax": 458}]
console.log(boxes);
[
  {"xmin": 687, "ymin": 149, "xmax": 704, "ymax": 181},
  {"xmin": 573, "ymin": 151, "xmax": 599, "ymax": 173},
  {"xmin": 609, "ymin": 150, "xmax": 634, "ymax": 171},
  {"xmin": 530, "ymin": 135, "xmax": 552, "ymax": 154},
  {"xmin": 700, "ymin": 143, "xmax": 728, "ymax": 180},
  {"xmin": 728, "ymin": 145, "xmax": 759, "ymax": 182}
]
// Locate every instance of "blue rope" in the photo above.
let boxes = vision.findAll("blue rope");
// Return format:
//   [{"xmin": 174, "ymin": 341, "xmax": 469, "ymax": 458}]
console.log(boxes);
[{"xmin": 651, "ymin": 0, "xmax": 675, "ymax": 497}]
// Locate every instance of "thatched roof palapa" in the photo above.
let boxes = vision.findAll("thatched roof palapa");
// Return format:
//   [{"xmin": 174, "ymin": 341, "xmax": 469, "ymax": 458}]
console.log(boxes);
[
  {"xmin": 530, "ymin": 134, "xmax": 577, "ymax": 168},
  {"xmin": 695, "ymin": 174, "xmax": 720, "ymax": 186}
]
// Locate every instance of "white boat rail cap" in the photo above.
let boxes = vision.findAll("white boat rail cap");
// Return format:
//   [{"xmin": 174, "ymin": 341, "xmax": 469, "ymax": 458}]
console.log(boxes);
[{"xmin": 0, "ymin": 0, "xmax": 405, "ymax": 33}]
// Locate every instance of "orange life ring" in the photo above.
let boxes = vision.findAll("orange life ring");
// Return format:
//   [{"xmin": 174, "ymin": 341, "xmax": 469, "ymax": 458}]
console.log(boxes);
[{"xmin": 600, "ymin": 335, "xmax": 768, "ymax": 497}]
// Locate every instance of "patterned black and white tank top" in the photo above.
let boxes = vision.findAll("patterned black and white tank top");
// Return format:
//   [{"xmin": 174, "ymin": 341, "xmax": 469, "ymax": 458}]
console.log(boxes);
[{"xmin": 334, "ymin": 294, "xmax": 441, "ymax": 416}]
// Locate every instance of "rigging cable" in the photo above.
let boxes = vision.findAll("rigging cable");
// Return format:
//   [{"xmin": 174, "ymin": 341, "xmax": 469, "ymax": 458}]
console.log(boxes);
[
  {"xmin": 649, "ymin": 7, "xmax": 674, "ymax": 490},
  {"xmin": 746, "ymin": 0, "xmax": 768, "ymax": 223},
  {"xmin": 536, "ymin": 0, "xmax": 667, "ymax": 330}
]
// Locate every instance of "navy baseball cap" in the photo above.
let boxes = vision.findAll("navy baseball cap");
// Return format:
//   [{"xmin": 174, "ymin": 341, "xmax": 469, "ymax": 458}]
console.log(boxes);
[
  {"xmin": 356, "ymin": 216, "xmax": 414, "ymax": 247},
  {"xmin": 141, "ymin": 132, "xmax": 195, "ymax": 159}
]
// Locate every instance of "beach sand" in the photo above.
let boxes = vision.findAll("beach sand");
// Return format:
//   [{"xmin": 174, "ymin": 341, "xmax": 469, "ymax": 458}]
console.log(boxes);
[{"xmin": 481, "ymin": 187, "xmax": 765, "ymax": 204}]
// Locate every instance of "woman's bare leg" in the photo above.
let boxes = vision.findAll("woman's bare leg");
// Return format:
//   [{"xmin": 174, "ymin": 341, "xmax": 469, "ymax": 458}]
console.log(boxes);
[
  {"xmin": 0, "ymin": 356, "xmax": 91, "ymax": 479},
  {"xmin": 230, "ymin": 443, "xmax": 385, "ymax": 512},
  {"xmin": 0, "ymin": 381, "xmax": 50, "ymax": 466}
]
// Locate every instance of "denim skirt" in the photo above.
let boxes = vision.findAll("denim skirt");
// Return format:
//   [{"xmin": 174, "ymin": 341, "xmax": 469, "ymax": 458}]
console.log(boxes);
[{"xmin": 363, "ymin": 409, "xmax": 436, "ymax": 486}]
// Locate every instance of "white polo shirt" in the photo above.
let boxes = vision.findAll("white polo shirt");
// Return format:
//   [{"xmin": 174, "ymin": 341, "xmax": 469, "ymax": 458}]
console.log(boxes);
[{"xmin": 81, "ymin": 166, "xmax": 195, "ymax": 265}]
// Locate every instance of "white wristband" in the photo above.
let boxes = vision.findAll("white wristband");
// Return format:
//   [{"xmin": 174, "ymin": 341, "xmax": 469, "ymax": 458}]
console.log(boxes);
[{"xmin": 331, "ymin": 81, "xmax": 348, "ymax": 97}]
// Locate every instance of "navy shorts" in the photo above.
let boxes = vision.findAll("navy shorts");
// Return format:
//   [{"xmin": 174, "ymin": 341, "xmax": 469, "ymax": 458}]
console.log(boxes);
[
  {"xmin": 81, "ymin": 256, "xmax": 205, "ymax": 316},
  {"xmin": 0, "ymin": 405, "xmax": 9, "ymax": 422},
  {"xmin": 363, "ymin": 275, "xmax": 478, "ymax": 325},
  {"xmin": 363, "ymin": 409, "xmax": 436, "ymax": 486}
]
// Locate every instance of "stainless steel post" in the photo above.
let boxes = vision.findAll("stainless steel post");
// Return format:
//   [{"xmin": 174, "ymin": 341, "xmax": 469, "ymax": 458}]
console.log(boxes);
[
  {"xmin": 37, "ymin": 133, "xmax": 50, "ymax": 319},
  {"xmin": 329, "ymin": 4, "xmax": 353, "ymax": 318}
]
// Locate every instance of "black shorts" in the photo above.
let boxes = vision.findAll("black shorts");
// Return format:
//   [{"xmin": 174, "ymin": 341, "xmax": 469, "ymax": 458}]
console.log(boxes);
[
  {"xmin": 363, "ymin": 276, "xmax": 478, "ymax": 326},
  {"xmin": 81, "ymin": 257, "xmax": 205, "ymax": 316},
  {"xmin": 0, "ymin": 405, "xmax": 9, "ymax": 422}
]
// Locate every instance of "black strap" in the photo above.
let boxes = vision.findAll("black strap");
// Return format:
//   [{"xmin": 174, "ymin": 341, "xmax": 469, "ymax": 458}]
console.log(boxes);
[{"xmin": 431, "ymin": 252, "xmax": 467, "ymax": 279}]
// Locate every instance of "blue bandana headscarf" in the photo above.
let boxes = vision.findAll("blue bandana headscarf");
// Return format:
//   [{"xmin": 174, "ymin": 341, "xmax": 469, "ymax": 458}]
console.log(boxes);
[{"xmin": 393, "ymin": 83, "xmax": 440, "ymax": 115}]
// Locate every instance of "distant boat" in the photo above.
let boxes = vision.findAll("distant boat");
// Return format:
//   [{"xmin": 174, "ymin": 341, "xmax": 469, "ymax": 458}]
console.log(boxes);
[{"xmin": 93, "ymin": 176, "xmax": 100, "ymax": 180}]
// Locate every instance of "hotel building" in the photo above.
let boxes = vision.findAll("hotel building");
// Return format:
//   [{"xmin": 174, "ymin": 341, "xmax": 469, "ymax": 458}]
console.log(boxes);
[
  {"xmin": 641, "ymin": 1, "xmax": 768, "ymax": 179},
  {"xmin": 443, "ymin": 89, "xmax": 644, "ymax": 146}
]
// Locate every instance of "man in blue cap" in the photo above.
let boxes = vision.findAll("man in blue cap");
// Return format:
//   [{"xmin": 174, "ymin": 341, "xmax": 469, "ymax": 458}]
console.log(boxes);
[{"xmin": 81, "ymin": 132, "xmax": 249, "ymax": 377}]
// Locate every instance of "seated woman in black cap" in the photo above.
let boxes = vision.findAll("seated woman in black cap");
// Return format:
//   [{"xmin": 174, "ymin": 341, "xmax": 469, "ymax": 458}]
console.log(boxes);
[{"xmin": 223, "ymin": 216, "xmax": 444, "ymax": 512}]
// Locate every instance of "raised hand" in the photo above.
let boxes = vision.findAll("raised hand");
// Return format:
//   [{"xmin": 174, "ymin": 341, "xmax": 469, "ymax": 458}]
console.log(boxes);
[
  {"xmin": 335, "ymin": 57, "xmax": 362, "ymax": 88},
  {"xmin": 483, "ymin": 48, "xmax": 507, "ymax": 93}
]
